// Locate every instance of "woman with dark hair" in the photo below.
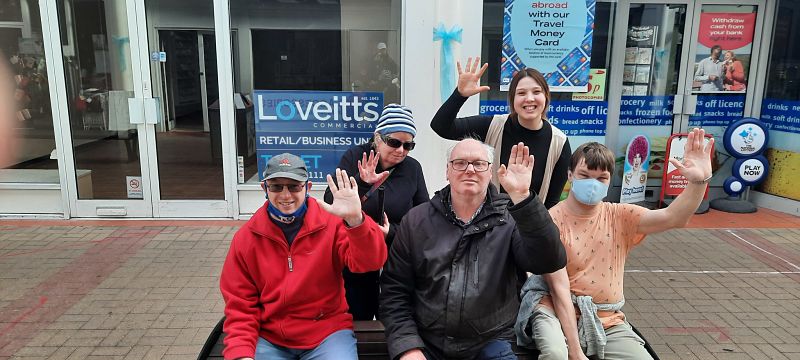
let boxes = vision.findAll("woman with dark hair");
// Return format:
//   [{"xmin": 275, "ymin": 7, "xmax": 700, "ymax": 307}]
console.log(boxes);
[
  {"xmin": 324, "ymin": 103, "xmax": 429, "ymax": 321},
  {"xmin": 431, "ymin": 57, "xmax": 571, "ymax": 208}
]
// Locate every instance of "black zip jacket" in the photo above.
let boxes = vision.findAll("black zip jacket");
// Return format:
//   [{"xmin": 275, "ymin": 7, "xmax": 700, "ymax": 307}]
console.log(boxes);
[{"xmin": 379, "ymin": 184, "xmax": 565, "ymax": 359}]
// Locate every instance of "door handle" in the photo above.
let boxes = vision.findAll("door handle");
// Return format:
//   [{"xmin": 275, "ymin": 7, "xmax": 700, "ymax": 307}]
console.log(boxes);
[
  {"xmin": 683, "ymin": 94, "xmax": 697, "ymax": 115},
  {"xmin": 128, "ymin": 98, "xmax": 144, "ymax": 124},
  {"xmin": 673, "ymin": 94, "xmax": 684, "ymax": 115},
  {"xmin": 143, "ymin": 98, "xmax": 160, "ymax": 125}
]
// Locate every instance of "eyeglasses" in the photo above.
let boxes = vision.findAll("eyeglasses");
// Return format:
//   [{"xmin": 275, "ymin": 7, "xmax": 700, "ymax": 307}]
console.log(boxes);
[
  {"xmin": 380, "ymin": 134, "xmax": 415, "ymax": 151},
  {"xmin": 263, "ymin": 182, "xmax": 306, "ymax": 193},
  {"xmin": 449, "ymin": 159, "xmax": 491, "ymax": 172}
]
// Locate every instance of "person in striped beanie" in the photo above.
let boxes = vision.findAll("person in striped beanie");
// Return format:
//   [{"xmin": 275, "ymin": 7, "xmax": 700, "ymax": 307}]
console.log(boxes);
[{"xmin": 324, "ymin": 103, "xmax": 429, "ymax": 321}]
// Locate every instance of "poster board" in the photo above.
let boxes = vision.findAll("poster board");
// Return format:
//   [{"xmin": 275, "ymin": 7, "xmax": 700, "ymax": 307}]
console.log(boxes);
[{"xmin": 659, "ymin": 133, "xmax": 714, "ymax": 207}]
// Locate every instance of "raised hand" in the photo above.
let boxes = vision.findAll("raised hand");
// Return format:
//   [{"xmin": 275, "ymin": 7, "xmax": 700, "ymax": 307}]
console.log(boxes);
[
  {"xmin": 318, "ymin": 169, "xmax": 364, "ymax": 226},
  {"xmin": 358, "ymin": 150, "xmax": 390, "ymax": 185},
  {"xmin": 456, "ymin": 56, "xmax": 490, "ymax": 97},
  {"xmin": 669, "ymin": 128, "xmax": 714, "ymax": 184},
  {"xmin": 497, "ymin": 142, "xmax": 534, "ymax": 203}
]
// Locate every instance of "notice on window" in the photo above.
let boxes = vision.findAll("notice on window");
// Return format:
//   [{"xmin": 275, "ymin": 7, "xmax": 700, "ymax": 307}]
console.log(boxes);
[
  {"xmin": 501, "ymin": 0, "xmax": 596, "ymax": 92},
  {"xmin": 572, "ymin": 69, "xmax": 606, "ymax": 101},
  {"xmin": 126, "ymin": 176, "xmax": 143, "ymax": 199}
]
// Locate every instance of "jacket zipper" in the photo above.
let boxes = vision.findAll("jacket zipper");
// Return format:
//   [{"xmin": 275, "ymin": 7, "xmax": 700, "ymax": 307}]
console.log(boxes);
[
  {"xmin": 472, "ymin": 242, "xmax": 480, "ymax": 287},
  {"xmin": 288, "ymin": 256, "xmax": 293, "ymax": 272}
]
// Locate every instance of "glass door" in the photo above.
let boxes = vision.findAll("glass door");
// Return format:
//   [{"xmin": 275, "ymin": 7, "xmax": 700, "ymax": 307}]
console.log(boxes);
[
  {"xmin": 43, "ymin": 0, "xmax": 153, "ymax": 217},
  {"xmin": 608, "ymin": 0, "xmax": 693, "ymax": 197},
  {"xmin": 680, "ymin": 0, "xmax": 765, "ymax": 188},
  {"xmin": 608, "ymin": 0, "xmax": 765, "ymax": 199},
  {"xmin": 43, "ymin": 0, "xmax": 231, "ymax": 217},
  {"xmin": 143, "ymin": 0, "xmax": 229, "ymax": 217}
]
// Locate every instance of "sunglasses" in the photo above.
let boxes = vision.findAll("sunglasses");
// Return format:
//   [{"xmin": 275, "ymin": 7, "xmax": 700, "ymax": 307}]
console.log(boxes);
[
  {"xmin": 263, "ymin": 182, "xmax": 306, "ymax": 193},
  {"xmin": 380, "ymin": 134, "xmax": 415, "ymax": 151}
]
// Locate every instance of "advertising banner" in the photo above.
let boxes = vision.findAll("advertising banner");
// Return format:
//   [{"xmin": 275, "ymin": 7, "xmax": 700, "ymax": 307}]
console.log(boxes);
[
  {"xmin": 693, "ymin": 12, "xmax": 756, "ymax": 93},
  {"xmin": 688, "ymin": 95, "xmax": 745, "ymax": 127},
  {"xmin": 757, "ymin": 99, "xmax": 800, "ymax": 200},
  {"xmin": 619, "ymin": 96, "xmax": 674, "ymax": 126},
  {"xmin": 620, "ymin": 135, "xmax": 650, "ymax": 203},
  {"xmin": 478, "ymin": 100, "xmax": 607, "ymax": 137},
  {"xmin": 760, "ymin": 99, "xmax": 800, "ymax": 135},
  {"xmin": 501, "ymin": 0, "xmax": 596, "ymax": 92},
  {"xmin": 661, "ymin": 134, "xmax": 714, "ymax": 199},
  {"xmin": 254, "ymin": 90, "xmax": 384, "ymax": 182}
]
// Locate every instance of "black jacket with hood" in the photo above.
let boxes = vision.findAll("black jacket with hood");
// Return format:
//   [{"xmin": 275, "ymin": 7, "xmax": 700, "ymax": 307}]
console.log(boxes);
[{"xmin": 379, "ymin": 184, "xmax": 565, "ymax": 359}]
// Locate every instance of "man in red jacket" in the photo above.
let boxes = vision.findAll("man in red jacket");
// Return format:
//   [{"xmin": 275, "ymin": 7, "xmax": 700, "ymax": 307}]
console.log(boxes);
[{"xmin": 220, "ymin": 153, "xmax": 388, "ymax": 360}]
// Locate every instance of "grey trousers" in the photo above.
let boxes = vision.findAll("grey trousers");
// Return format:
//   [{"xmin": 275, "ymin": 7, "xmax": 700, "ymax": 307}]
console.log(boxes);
[{"xmin": 531, "ymin": 306, "xmax": 653, "ymax": 360}]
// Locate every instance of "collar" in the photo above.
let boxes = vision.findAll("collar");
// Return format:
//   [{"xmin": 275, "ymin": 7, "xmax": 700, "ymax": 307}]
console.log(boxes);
[{"xmin": 449, "ymin": 200, "xmax": 484, "ymax": 226}]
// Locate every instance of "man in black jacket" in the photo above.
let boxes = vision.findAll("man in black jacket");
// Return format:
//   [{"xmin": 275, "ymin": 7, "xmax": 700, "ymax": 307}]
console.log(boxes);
[{"xmin": 380, "ymin": 138, "xmax": 566, "ymax": 360}]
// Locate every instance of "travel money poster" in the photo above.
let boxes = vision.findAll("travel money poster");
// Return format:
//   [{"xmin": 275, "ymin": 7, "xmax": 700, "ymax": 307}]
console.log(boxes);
[
  {"xmin": 501, "ymin": 0, "xmax": 596, "ymax": 92},
  {"xmin": 254, "ymin": 91, "xmax": 384, "ymax": 182}
]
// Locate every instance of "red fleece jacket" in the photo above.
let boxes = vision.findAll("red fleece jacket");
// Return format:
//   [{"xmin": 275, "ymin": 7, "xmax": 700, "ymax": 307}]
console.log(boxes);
[{"xmin": 220, "ymin": 197, "xmax": 387, "ymax": 359}]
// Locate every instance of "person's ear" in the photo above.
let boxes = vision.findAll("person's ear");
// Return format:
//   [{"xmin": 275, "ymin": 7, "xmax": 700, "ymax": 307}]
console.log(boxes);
[
  {"xmin": 306, "ymin": 182, "xmax": 313, "ymax": 192},
  {"xmin": 567, "ymin": 170, "xmax": 573, "ymax": 182},
  {"xmin": 260, "ymin": 181, "xmax": 267, "ymax": 192}
]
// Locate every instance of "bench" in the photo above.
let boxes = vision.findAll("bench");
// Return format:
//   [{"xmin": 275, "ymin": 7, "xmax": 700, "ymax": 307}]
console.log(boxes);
[{"xmin": 197, "ymin": 317, "xmax": 658, "ymax": 359}]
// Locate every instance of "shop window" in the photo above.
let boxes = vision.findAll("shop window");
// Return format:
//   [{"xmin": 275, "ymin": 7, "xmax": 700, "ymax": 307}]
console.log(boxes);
[
  {"xmin": 757, "ymin": 0, "xmax": 800, "ymax": 201},
  {"xmin": 1, "ymin": 0, "xmax": 59, "ymax": 185},
  {"xmin": 481, "ymin": 1, "xmax": 615, "ymax": 105},
  {"xmin": 0, "ymin": 0, "xmax": 23, "ymax": 22},
  {"xmin": 230, "ymin": 0, "xmax": 402, "ymax": 184}
]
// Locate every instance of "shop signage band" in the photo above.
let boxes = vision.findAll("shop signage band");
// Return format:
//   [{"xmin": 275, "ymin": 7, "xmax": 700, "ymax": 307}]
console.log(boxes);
[
  {"xmin": 254, "ymin": 90, "xmax": 384, "ymax": 182},
  {"xmin": 501, "ymin": 0, "xmax": 596, "ymax": 92}
]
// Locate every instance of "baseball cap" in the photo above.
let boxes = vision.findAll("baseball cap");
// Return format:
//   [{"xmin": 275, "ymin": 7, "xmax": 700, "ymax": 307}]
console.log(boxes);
[
  {"xmin": 263, "ymin": 153, "xmax": 308, "ymax": 182},
  {"xmin": 377, "ymin": 42, "xmax": 387, "ymax": 50}
]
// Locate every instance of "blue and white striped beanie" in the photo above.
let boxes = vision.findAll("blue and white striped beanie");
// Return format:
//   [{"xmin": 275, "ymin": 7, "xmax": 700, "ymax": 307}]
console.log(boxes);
[{"xmin": 375, "ymin": 104, "xmax": 416, "ymax": 137}]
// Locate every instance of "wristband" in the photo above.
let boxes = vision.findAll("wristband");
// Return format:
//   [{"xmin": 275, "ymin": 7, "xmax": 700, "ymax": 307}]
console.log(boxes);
[{"xmin": 690, "ymin": 175, "xmax": 713, "ymax": 184}]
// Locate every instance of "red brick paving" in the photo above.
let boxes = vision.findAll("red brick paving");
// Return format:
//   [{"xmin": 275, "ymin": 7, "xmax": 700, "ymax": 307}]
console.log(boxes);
[{"xmin": 0, "ymin": 208, "xmax": 798, "ymax": 359}]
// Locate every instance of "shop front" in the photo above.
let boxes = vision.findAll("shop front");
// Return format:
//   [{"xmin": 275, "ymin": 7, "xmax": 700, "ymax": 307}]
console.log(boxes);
[
  {"xmin": 2, "ymin": 0, "xmax": 403, "ymax": 218},
  {"xmin": 480, "ymin": 0, "xmax": 796, "ymax": 213},
  {"xmin": 1, "ymin": 0, "xmax": 797, "ymax": 218}
]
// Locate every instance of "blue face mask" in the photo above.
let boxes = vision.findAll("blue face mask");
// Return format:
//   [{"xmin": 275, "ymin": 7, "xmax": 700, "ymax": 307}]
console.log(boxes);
[
  {"xmin": 571, "ymin": 178, "xmax": 609, "ymax": 205},
  {"xmin": 267, "ymin": 194, "xmax": 309, "ymax": 224}
]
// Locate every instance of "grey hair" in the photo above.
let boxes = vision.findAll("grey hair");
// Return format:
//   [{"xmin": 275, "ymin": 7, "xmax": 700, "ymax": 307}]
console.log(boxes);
[{"xmin": 446, "ymin": 136, "xmax": 495, "ymax": 164}]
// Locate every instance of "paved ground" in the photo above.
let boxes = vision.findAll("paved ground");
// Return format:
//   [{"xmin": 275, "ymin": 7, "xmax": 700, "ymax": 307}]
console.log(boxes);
[{"xmin": 0, "ymin": 208, "xmax": 798, "ymax": 360}]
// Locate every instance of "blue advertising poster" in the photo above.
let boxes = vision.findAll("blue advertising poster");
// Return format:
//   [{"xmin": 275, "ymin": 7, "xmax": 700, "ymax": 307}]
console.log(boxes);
[
  {"xmin": 757, "ymin": 99, "xmax": 800, "ymax": 200},
  {"xmin": 548, "ymin": 101, "xmax": 607, "ymax": 136},
  {"xmin": 479, "ymin": 100, "xmax": 510, "ymax": 116},
  {"xmin": 760, "ymin": 99, "xmax": 800, "ymax": 135},
  {"xmin": 688, "ymin": 95, "xmax": 745, "ymax": 127},
  {"xmin": 619, "ymin": 96, "xmax": 674, "ymax": 126},
  {"xmin": 254, "ymin": 90, "xmax": 384, "ymax": 182},
  {"xmin": 478, "ymin": 100, "xmax": 606, "ymax": 137},
  {"xmin": 501, "ymin": 0, "xmax": 596, "ymax": 92}
]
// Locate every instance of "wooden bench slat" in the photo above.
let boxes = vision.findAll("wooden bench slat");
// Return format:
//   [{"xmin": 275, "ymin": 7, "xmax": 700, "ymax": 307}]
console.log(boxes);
[{"xmin": 199, "ymin": 317, "xmax": 657, "ymax": 360}]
